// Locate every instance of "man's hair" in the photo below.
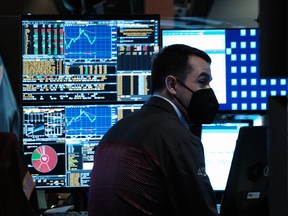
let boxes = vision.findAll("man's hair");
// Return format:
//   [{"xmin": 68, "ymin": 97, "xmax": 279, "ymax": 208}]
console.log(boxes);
[{"xmin": 151, "ymin": 44, "xmax": 211, "ymax": 93}]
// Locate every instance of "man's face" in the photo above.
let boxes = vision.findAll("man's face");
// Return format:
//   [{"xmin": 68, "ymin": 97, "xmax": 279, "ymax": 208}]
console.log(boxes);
[{"xmin": 176, "ymin": 55, "xmax": 212, "ymax": 109}]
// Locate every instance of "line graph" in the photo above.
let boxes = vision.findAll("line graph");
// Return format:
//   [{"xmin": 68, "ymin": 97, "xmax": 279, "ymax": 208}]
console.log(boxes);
[
  {"xmin": 66, "ymin": 28, "xmax": 97, "ymax": 50},
  {"xmin": 65, "ymin": 106, "xmax": 114, "ymax": 137},
  {"xmin": 64, "ymin": 25, "xmax": 112, "ymax": 59}
]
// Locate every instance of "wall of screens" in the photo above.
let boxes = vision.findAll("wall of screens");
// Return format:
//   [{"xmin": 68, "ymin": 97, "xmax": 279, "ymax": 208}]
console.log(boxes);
[{"xmin": 21, "ymin": 14, "xmax": 160, "ymax": 189}]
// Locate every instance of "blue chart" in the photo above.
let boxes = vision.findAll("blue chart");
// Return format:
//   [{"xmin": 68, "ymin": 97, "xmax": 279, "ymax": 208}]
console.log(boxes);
[
  {"xmin": 64, "ymin": 25, "xmax": 112, "ymax": 59},
  {"xmin": 65, "ymin": 106, "xmax": 114, "ymax": 137}
]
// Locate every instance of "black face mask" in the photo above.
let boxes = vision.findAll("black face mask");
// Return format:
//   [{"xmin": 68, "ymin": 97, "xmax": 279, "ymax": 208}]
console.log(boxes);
[{"xmin": 175, "ymin": 79, "xmax": 219, "ymax": 124}]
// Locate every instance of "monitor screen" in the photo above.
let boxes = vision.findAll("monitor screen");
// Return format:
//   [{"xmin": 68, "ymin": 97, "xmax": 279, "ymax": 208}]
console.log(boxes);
[
  {"xmin": 22, "ymin": 103, "xmax": 142, "ymax": 188},
  {"xmin": 201, "ymin": 120, "xmax": 252, "ymax": 191},
  {"xmin": 22, "ymin": 14, "xmax": 159, "ymax": 104},
  {"xmin": 20, "ymin": 14, "xmax": 160, "ymax": 189},
  {"xmin": 161, "ymin": 28, "xmax": 287, "ymax": 113}
]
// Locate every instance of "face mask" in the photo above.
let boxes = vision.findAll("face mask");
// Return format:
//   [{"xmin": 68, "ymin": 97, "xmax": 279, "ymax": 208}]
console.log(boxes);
[{"xmin": 175, "ymin": 79, "xmax": 219, "ymax": 124}]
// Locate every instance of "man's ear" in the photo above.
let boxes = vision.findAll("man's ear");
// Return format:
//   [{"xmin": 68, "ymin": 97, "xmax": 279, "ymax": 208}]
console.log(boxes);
[{"xmin": 165, "ymin": 75, "xmax": 177, "ymax": 94}]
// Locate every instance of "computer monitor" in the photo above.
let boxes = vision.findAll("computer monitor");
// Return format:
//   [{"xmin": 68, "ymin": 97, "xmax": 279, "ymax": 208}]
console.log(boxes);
[
  {"xmin": 22, "ymin": 14, "xmax": 159, "ymax": 104},
  {"xmin": 20, "ymin": 14, "xmax": 160, "ymax": 190},
  {"xmin": 220, "ymin": 126, "xmax": 269, "ymax": 216},
  {"xmin": 22, "ymin": 103, "xmax": 142, "ymax": 188},
  {"xmin": 201, "ymin": 120, "xmax": 252, "ymax": 192},
  {"xmin": 161, "ymin": 28, "xmax": 287, "ymax": 113}
]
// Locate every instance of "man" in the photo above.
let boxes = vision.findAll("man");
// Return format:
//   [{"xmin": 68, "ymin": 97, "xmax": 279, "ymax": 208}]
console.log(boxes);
[{"xmin": 88, "ymin": 44, "xmax": 219, "ymax": 215}]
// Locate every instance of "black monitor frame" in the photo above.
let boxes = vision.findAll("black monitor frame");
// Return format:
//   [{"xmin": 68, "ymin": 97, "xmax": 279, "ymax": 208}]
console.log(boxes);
[{"xmin": 220, "ymin": 126, "xmax": 269, "ymax": 216}]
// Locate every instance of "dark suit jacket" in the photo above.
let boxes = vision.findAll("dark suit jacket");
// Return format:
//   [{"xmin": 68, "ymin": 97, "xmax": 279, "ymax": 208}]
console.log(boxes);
[{"xmin": 88, "ymin": 96, "xmax": 218, "ymax": 216}]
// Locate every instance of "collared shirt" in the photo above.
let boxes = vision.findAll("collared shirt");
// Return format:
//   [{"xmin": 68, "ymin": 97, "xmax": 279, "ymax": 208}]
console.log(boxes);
[{"xmin": 152, "ymin": 94, "xmax": 189, "ymax": 129}]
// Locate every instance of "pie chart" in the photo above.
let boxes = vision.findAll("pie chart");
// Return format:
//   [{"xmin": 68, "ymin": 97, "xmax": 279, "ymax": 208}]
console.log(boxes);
[{"xmin": 31, "ymin": 145, "xmax": 58, "ymax": 173}]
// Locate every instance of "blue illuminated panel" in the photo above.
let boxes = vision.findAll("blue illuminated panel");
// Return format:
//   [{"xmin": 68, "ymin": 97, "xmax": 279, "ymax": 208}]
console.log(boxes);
[
  {"xmin": 162, "ymin": 28, "xmax": 287, "ymax": 112},
  {"xmin": 225, "ymin": 29, "xmax": 286, "ymax": 111}
]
